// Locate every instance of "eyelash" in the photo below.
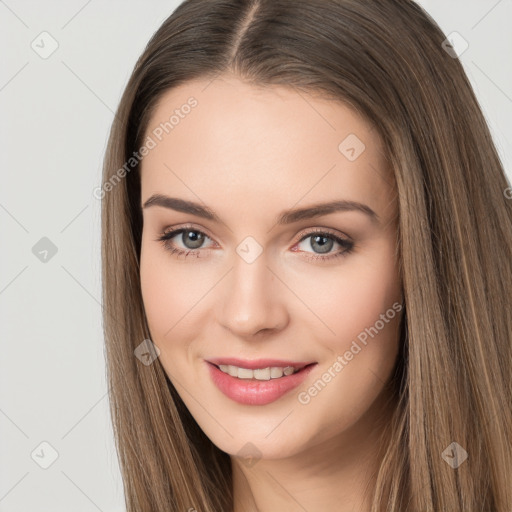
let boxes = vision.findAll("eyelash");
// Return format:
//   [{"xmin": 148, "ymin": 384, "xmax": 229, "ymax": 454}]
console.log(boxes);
[{"xmin": 155, "ymin": 225, "xmax": 355, "ymax": 262}]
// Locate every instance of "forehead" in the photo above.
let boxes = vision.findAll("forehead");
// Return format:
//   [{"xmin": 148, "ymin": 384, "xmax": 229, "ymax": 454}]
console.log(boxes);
[{"xmin": 140, "ymin": 75, "xmax": 395, "ymax": 218}]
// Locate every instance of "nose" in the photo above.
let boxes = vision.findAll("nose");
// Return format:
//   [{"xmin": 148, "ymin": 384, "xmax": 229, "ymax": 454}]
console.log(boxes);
[{"xmin": 216, "ymin": 250, "xmax": 289, "ymax": 338}]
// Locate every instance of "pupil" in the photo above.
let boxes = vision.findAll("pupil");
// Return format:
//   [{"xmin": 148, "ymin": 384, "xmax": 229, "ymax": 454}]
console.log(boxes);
[{"xmin": 183, "ymin": 231, "xmax": 204, "ymax": 249}]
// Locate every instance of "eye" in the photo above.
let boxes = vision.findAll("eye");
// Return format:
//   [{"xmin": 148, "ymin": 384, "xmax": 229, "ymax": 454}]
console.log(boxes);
[
  {"xmin": 293, "ymin": 229, "xmax": 354, "ymax": 261},
  {"xmin": 156, "ymin": 226, "xmax": 214, "ymax": 259}
]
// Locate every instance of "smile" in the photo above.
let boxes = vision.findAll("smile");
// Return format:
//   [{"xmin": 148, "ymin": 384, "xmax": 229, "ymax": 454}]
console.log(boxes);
[{"xmin": 205, "ymin": 358, "xmax": 317, "ymax": 405}]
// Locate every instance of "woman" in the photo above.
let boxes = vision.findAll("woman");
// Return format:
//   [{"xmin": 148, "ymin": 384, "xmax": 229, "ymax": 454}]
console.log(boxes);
[{"xmin": 100, "ymin": 0, "xmax": 512, "ymax": 510}]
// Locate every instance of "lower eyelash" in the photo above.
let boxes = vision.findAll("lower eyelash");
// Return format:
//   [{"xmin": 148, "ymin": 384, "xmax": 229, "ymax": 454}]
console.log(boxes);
[
  {"xmin": 165, "ymin": 246, "xmax": 203, "ymax": 258},
  {"xmin": 156, "ymin": 228, "xmax": 354, "ymax": 261}
]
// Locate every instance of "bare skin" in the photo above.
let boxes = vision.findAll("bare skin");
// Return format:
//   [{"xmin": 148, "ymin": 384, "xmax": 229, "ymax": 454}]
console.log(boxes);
[{"xmin": 139, "ymin": 73, "xmax": 403, "ymax": 511}]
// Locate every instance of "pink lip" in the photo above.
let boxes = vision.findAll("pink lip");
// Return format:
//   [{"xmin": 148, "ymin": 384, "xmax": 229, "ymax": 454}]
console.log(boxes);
[{"xmin": 205, "ymin": 360, "xmax": 317, "ymax": 406}]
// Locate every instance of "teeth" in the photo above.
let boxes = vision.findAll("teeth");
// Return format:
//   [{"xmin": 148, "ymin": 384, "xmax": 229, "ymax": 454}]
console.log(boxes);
[
  {"xmin": 253, "ymin": 367, "xmax": 270, "ymax": 380},
  {"xmin": 237, "ymin": 367, "xmax": 253, "ymax": 379},
  {"xmin": 218, "ymin": 364, "xmax": 299, "ymax": 380}
]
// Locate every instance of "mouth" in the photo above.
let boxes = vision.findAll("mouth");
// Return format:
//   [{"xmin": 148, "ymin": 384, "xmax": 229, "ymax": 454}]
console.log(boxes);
[{"xmin": 205, "ymin": 358, "xmax": 317, "ymax": 405}]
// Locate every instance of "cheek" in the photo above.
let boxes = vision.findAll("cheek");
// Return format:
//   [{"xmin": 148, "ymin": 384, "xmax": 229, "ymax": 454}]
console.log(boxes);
[
  {"xmin": 139, "ymin": 241, "xmax": 203, "ymax": 345},
  {"xmin": 140, "ymin": 248, "xmax": 172, "ymax": 337},
  {"xmin": 291, "ymin": 250, "xmax": 402, "ymax": 442},
  {"xmin": 290, "ymin": 239, "xmax": 401, "ymax": 350}
]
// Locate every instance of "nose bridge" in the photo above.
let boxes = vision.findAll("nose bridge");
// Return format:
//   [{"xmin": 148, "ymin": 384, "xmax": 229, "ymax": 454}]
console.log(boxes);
[{"xmin": 217, "ymin": 245, "xmax": 287, "ymax": 336}]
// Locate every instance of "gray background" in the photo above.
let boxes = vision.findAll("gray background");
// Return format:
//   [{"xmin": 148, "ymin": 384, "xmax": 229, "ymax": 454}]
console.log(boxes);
[{"xmin": 1, "ymin": 1, "xmax": 511, "ymax": 510}]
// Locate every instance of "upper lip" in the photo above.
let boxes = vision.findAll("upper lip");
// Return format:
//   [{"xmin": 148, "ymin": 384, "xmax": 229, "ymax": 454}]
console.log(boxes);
[{"xmin": 206, "ymin": 357, "xmax": 315, "ymax": 370}]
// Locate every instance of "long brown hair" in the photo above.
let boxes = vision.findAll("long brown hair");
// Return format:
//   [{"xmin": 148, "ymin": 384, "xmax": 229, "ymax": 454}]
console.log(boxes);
[{"xmin": 101, "ymin": 1, "xmax": 512, "ymax": 510}]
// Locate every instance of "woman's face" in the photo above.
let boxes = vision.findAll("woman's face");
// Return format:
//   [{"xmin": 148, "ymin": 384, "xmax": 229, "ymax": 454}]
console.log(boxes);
[{"xmin": 139, "ymin": 74, "xmax": 403, "ymax": 460}]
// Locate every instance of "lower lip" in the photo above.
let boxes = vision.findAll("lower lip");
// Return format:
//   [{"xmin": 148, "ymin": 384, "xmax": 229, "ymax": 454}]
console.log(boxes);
[{"xmin": 206, "ymin": 362, "xmax": 317, "ymax": 406}]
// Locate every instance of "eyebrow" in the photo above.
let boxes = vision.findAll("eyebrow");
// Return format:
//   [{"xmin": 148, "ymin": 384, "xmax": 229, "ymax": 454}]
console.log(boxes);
[{"xmin": 142, "ymin": 194, "xmax": 379, "ymax": 225}]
